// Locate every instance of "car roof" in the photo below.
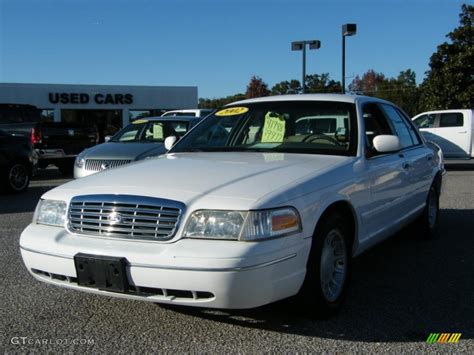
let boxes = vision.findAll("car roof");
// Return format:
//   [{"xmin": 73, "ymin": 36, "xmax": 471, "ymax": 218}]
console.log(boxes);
[
  {"xmin": 131, "ymin": 116, "xmax": 199, "ymax": 123},
  {"xmin": 228, "ymin": 93, "xmax": 393, "ymax": 106}
]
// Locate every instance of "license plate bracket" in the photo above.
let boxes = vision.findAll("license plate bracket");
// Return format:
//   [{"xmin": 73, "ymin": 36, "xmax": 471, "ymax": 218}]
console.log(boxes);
[{"xmin": 74, "ymin": 253, "xmax": 129, "ymax": 293}]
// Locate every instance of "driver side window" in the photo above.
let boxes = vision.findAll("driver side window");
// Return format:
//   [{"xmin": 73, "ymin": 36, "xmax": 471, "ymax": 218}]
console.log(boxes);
[{"xmin": 362, "ymin": 103, "xmax": 393, "ymax": 151}]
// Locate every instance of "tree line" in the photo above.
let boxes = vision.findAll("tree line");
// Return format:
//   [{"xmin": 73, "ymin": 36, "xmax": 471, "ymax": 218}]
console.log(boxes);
[{"xmin": 199, "ymin": 4, "xmax": 473, "ymax": 117}]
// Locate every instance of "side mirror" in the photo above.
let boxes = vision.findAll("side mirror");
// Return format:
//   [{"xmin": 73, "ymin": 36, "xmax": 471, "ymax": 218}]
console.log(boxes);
[
  {"xmin": 104, "ymin": 135, "xmax": 112, "ymax": 142},
  {"xmin": 164, "ymin": 136, "xmax": 178, "ymax": 151},
  {"xmin": 372, "ymin": 135, "xmax": 400, "ymax": 153}
]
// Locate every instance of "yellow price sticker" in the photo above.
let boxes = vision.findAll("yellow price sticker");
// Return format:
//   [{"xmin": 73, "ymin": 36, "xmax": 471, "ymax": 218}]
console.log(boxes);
[
  {"xmin": 133, "ymin": 119, "xmax": 148, "ymax": 124},
  {"xmin": 261, "ymin": 112, "xmax": 286, "ymax": 143},
  {"xmin": 215, "ymin": 107, "xmax": 249, "ymax": 117}
]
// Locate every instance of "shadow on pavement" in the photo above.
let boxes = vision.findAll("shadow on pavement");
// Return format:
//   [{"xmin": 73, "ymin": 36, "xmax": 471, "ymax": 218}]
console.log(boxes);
[
  {"xmin": 0, "ymin": 185, "xmax": 56, "ymax": 214},
  {"xmin": 167, "ymin": 208, "xmax": 474, "ymax": 342}
]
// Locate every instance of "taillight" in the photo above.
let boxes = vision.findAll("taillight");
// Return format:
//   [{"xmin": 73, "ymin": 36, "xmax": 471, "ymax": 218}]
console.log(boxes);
[{"xmin": 31, "ymin": 127, "xmax": 42, "ymax": 145}]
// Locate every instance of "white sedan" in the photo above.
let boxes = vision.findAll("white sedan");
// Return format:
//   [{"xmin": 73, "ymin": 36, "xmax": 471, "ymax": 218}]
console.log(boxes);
[{"xmin": 20, "ymin": 94, "xmax": 445, "ymax": 317}]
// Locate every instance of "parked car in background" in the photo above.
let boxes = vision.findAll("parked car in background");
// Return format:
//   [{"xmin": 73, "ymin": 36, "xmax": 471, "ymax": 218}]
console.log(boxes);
[
  {"xmin": 74, "ymin": 116, "xmax": 201, "ymax": 178},
  {"xmin": 0, "ymin": 104, "xmax": 97, "ymax": 175},
  {"xmin": 161, "ymin": 109, "xmax": 214, "ymax": 117},
  {"xmin": 0, "ymin": 129, "xmax": 37, "ymax": 193},
  {"xmin": 20, "ymin": 94, "xmax": 445, "ymax": 317},
  {"xmin": 412, "ymin": 109, "xmax": 473, "ymax": 159}
]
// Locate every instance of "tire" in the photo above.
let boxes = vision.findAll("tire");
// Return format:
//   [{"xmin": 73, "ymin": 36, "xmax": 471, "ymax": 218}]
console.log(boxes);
[
  {"xmin": 297, "ymin": 212, "xmax": 352, "ymax": 318},
  {"xmin": 4, "ymin": 161, "xmax": 30, "ymax": 193},
  {"xmin": 414, "ymin": 182, "xmax": 439, "ymax": 239}
]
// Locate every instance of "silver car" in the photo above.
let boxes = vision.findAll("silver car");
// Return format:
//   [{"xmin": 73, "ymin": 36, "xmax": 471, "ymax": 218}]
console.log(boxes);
[{"xmin": 74, "ymin": 116, "xmax": 200, "ymax": 178}]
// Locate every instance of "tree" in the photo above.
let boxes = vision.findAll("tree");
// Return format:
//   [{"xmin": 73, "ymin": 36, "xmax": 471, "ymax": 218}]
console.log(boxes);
[
  {"xmin": 305, "ymin": 73, "xmax": 342, "ymax": 93},
  {"xmin": 348, "ymin": 69, "xmax": 387, "ymax": 95},
  {"xmin": 348, "ymin": 69, "xmax": 420, "ymax": 116},
  {"xmin": 271, "ymin": 80, "xmax": 302, "ymax": 95},
  {"xmin": 198, "ymin": 93, "xmax": 246, "ymax": 109},
  {"xmin": 245, "ymin": 76, "xmax": 270, "ymax": 98},
  {"xmin": 419, "ymin": 4, "xmax": 474, "ymax": 110}
]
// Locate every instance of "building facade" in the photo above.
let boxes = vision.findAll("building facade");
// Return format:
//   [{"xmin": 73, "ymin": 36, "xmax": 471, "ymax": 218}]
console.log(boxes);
[{"xmin": 0, "ymin": 83, "xmax": 198, "ymax": 138}]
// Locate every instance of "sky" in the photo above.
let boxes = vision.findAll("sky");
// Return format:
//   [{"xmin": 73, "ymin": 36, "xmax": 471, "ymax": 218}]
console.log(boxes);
[{"xmin": 0, "ymin": 0, "xmax": 467, "ymax": 99}]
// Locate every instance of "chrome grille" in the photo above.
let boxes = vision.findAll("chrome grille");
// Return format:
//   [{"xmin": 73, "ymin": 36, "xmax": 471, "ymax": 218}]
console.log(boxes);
[
  {"xmin": 68, "ymin": 195, "xmax": 185, "ymax": 241},
  {"xmin": 84, "ymin": 159, "xmax": 132, "ymax": 172}
]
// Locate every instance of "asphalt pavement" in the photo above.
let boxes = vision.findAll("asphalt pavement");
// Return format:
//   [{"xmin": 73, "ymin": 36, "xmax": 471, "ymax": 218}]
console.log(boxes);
[{"xmin": 0, "ymin": 167, "xmax": 473, "ymax": 352}]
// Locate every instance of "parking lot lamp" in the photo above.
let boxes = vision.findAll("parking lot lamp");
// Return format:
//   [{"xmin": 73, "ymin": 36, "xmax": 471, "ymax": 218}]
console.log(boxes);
[
  {"xmin": 291, "ymin": 40, "xmax": 321, "ymax": 94},
  {"xmin": 342, "ymin": 23, "xmax": 357, "ymax": 94}
]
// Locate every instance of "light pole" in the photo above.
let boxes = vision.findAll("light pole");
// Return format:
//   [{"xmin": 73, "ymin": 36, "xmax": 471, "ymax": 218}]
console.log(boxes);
[
  {"xmin": 291, "ymin": 40, "xmax": 321, "ymax": 94},
  {"xmin": 342, "ymin": 23, "xmax": 357, "ymax": 94}
]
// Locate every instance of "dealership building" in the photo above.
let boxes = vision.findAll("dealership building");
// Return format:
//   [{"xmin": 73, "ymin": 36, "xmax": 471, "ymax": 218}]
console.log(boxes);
[{"xmin": 0, "ymin": 82, "xmax": 198, "ymax": 136}]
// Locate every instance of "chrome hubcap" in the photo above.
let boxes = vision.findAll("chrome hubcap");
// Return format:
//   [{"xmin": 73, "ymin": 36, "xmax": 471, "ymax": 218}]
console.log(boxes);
[
  {"xmin": 9, "ymin": 164, "xmax": 28, "ymax": 190},
  {"xmin": 428, "ymin": 187, "xmax": 437, "ymax": 228},
  {"xmin": 320, "ymin": 229, "xmax": 347, "ymax": 302}
]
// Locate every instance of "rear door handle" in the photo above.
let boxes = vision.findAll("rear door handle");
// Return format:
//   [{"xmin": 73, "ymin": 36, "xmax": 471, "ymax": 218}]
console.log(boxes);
[
  {"xmin": 402, "ymin": 162, "xmax": 410, "ymax": 169},
  {"xmin": 458, "ymin": 130, "xmax": 467, "ymax": 134}
]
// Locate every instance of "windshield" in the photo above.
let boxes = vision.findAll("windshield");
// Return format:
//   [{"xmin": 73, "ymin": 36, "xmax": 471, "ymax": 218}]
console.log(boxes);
[
  {"xmin": 111, "ymin": 120, "xmax": 190, "ymax": 143},
  {"xmin": 171, "ymin": 101, "xmax": 358, "ymax": 156}
]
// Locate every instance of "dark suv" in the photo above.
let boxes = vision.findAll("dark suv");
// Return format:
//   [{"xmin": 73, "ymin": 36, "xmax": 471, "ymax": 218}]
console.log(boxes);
[
  {"xmin": 0, "ymin": 129, "xmax": 36, "ymax": 193},
  {"xmin": 0, "ymin": 104, "xmax": 98, "ymax": 175}
]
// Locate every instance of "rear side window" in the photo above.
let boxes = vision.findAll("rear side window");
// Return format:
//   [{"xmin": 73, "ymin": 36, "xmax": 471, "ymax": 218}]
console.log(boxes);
[
  {"xmin": 413, "ymin": 114, "xmax": 436, "ymax": 129},
  {"xmin": 439, "ymin": 113, "xmax": 463, "ymax": 127},
  {"xmin": 381, "ymin": 104, "xmax": 415, "ymax": 148},
  {"xmin": 0, "ymin": 105, "xmax": 39, "ymax": 124}
]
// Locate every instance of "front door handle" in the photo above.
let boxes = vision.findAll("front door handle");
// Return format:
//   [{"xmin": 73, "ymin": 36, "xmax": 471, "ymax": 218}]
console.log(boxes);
[{"xmin": 458, "ymin": 130, "xmax": 467, "ymax": 134}]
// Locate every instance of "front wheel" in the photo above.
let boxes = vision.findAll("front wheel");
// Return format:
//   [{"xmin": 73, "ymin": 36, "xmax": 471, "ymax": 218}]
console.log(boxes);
[{"xmin": 297, "ymin": 212, "xmax": 352, "ymax": 318}]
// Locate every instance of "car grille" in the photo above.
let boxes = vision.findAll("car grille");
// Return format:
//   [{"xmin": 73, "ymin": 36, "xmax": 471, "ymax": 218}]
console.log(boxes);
[
  {"xmin": 68, "ymin": 195, "xmax": 185, "ymax": 241},
  {"xmin": 84, "ymin": 159, "xmax": 132, "ymax": 172}
]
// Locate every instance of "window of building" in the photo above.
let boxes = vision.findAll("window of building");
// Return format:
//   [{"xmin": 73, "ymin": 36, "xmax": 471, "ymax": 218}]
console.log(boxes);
[{"xmin": 40, "ymin": 109, "xmax": 54, "ymax": 122}]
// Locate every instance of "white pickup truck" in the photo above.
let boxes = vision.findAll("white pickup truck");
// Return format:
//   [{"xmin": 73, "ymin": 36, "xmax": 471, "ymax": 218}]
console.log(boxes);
[
  {"xmin": 413, "ymin": 109, "xmax": 473, "ymax": 159},
  {"xmin": 20, "ymin": 94, "xmax": 445, "ymax": 317}
]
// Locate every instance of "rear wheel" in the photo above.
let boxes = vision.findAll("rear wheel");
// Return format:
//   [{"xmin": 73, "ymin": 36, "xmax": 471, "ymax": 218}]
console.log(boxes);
[
  {"xmin": 298, "ymin": 212, "xmax": 352, "ymax": 318},
  {"xmin": 414, "ymin": 182, "xmax": 439, "ymax": 239},
  {"xmin": 4, "ymin": 161, "xmax": 30, "ymax": 193}
]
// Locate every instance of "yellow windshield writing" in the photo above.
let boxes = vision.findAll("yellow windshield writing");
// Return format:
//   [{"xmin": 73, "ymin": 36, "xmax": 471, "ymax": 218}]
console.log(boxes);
[{"xmin": 215, "ymin": 107, "xmax": 249, "ymax": 116}]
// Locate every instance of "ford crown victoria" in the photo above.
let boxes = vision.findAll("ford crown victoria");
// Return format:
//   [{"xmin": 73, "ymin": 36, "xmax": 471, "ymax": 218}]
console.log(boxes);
[{"xmin": 20, "ymin": 94, "xmax": 445, "ymax": 316}]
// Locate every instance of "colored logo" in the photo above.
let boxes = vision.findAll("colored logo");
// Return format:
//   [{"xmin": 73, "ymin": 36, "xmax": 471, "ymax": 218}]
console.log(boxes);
[
  {"xmin": 101, "ymin": 162, "xmax": 110, "ymax": 170},
  {"xmin": 426, "ymin": 333, "xmax": 462, "ymax": 343}
]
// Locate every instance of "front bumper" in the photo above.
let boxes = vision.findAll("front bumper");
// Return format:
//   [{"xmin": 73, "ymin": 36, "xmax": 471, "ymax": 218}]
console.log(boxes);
[{"xmin": 20, "ymin": 224, "xmax": 310, "ymax": 309}]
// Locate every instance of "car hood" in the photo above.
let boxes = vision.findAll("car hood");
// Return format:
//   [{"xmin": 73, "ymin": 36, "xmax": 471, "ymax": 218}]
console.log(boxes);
[
  {"xmin": 82, "ymin": 142, "xmax": 164, "ymax": 160},
  {"xmin": 45, "ymin": 152, "xmax": 352, "ymax": 210}
]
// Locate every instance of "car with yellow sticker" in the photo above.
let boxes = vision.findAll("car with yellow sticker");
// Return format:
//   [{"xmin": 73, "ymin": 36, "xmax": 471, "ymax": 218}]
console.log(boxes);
[
  {"xmin": 20, "ymin": 94, "xmax": 445, "ymax": 317},
  {"xmin": 73, "ymin": 116, "xmax": 201, "ymax": 178}
]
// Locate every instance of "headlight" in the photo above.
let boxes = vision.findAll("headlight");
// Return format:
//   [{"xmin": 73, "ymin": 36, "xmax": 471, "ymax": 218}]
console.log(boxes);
[
  {"xmin": 183, "ymin": 207, "xmax": 301, "ymax": 241},
  {"xmin": 35, "ymin": 199, "xmax": 67, "ymax": 227},
  {"xmin": 75, "ymin": 153, "xmax": 85, "ymax": 168}
]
